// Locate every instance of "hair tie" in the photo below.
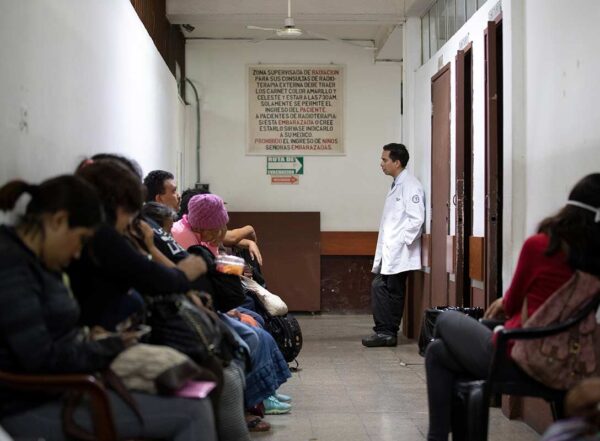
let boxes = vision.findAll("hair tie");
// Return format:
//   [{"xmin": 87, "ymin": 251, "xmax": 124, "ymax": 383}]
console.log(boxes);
[{"xmin": 566, "ymin": 200, "xmax": 600, "ymax": 223}]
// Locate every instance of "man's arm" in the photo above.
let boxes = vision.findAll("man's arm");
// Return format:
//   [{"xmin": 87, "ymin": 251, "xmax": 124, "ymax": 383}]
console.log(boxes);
[
  {"xmin": 234, "ymin": 239, "xmax": 263, "ymax": 266},
  {"xmin": 223, "ymin": 225, "xmax": 257, "ymax": 246}
]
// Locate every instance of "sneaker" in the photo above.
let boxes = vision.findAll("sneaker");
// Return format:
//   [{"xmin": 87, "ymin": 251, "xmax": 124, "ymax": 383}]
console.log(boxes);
[
  {"xmin": 263, "ymin": 395, "xmax": 292, "ymax": 415},
  {"xmin": 274, "ymin": 392, "xmax": 292, "ymax": 403},
  {"xmin": 361, "ymin": 333, "xmax": 397, "ymax": 348}
]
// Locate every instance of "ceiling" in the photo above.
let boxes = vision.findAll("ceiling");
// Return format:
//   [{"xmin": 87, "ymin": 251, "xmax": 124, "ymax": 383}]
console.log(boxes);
[{"xmin": 166, "ymin": 0, "xmax": 434, "ymax": 60}]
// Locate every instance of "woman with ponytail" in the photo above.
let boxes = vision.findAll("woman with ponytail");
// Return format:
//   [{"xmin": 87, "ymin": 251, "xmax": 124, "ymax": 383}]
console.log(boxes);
[{"xmin": 0, "ymin": 175, "xmax": 217, "ymax": 441}]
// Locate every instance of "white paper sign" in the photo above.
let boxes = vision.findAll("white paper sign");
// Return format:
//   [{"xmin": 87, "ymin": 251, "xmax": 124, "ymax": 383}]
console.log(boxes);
[{"xmin": 248, "ymin": 64, "xmax": 344, "ymax": 156}]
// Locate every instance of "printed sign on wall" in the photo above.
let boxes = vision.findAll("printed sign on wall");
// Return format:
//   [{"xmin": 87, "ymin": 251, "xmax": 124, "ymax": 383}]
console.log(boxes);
[{"xmin": 248, "ymin": 64, "xmax": 344, "ymax": 156}]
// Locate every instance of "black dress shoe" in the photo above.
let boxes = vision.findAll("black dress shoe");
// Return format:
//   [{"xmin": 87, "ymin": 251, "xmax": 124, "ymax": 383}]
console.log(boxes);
[{"xmin": 361, "ymin": 333, "xmax": 397, "ymax": 347}]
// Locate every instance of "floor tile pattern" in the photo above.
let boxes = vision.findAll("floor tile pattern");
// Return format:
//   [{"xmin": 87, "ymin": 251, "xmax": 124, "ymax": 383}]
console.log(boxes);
[{"xmin": 252, "ymin": 314, "xmax": 540, "ymax": 441}]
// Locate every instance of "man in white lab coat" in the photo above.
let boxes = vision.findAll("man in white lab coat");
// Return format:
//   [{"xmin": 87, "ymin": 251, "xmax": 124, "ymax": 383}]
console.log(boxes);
[{"xmin": 362, "ymin": 143, "xmax": 425, "ymax": 347}]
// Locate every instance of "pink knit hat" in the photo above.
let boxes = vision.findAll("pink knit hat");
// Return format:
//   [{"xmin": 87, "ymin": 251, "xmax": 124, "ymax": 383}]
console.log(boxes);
[{"xmin": 187, "ymin": 194, "xmax": 229, "ymax": 230}]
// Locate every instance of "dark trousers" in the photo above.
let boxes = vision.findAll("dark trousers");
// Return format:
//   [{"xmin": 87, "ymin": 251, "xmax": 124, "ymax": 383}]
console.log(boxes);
[
  {"xmin": 371, "ymin": 271, "xmax": 409, "ymax": 336},
  {"xmin": 424, "ymin": 310, "xmax": 493, "ymax": 441}
]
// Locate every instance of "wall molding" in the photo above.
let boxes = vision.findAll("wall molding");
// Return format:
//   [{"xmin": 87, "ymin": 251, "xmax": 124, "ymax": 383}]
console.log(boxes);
[{"xmin": 320, "ymin": 232, "xmax": 378, "ymax": 256}]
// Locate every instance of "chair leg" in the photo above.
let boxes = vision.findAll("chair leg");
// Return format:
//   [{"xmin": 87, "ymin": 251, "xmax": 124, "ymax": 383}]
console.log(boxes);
[
  {"xmin": 466, "ymin": 385, "xmax": 489, "ymax": 441},
  {"xmin": 452, "ymin": 380, "xmax": 489, "ymax": 441},
  {"xmin": 451, "ymin": 395, "xmax": 467, "ymax": 440}
]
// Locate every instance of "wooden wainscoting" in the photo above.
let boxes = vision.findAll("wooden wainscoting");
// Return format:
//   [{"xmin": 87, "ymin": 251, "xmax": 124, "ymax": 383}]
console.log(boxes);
[
  {"xmin": 421, "ymin": 234, "xmax": 432, "ymax": 267},
  {"xmin": 320, "ymin": 232, "xmax": 378, "ymax": 256},
  {"xmin": 469, "ymin": 236, "xmax": 485, "ymax": 281},
  {"xmin": 320, "ymin": 232, "xmax": 377, "ymax": 313},
  {"xmin": 228, "ymin": 212, "xmax": 321, "ymax": 312}
]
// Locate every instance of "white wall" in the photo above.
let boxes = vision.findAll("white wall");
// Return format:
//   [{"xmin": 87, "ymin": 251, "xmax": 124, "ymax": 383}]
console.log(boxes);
[
  {"xmin": 185, "ymin": 40, "xmax": 402, "ymax": 231},
  {"xmin": 407, "ymin": 0, "xmax": 600, "ymax": 290},
  {"xmin": 0, "ymin": 0, "xmax": 183, "ymax": 182},
  {"xmin": 522, "ymin": 0, "xmax": 600, "ymax": 233}
]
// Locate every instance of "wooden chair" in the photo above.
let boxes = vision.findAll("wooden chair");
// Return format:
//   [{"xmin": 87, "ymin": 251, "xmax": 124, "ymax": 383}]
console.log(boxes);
[{"xmin": 0, "ymin": 370, "xmax": 117, "ymax": 441}]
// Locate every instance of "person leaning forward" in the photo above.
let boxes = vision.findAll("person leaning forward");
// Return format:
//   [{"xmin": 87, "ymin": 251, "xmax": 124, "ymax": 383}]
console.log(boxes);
[{"xmin": 362, "ymin": 143, "xmax": 425, "ymax": 348}]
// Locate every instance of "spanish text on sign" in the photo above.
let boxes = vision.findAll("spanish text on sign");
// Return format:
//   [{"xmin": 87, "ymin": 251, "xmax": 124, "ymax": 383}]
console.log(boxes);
[
  {"xmin": 266, "ymin": 156, "xmax": 304, "ymax": 175},
  {"xmin": 248, "ymin": 65, "xmax": 344, "ymax": 156}
]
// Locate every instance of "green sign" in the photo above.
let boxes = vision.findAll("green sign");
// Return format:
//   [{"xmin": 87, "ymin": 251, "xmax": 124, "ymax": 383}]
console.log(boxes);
[{"xmin": 266, "ymin": 156, "xmax": 304, "ymax": 175}]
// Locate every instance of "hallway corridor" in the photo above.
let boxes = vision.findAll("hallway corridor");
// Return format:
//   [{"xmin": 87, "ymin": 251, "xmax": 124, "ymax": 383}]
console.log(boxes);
[{"xmin": 253, "ymin": 314, "xmax": 540, "ymax": 441}]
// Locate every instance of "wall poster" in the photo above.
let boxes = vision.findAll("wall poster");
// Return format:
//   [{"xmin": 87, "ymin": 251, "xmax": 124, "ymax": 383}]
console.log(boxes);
[{"xmin": 248, "ymin": 64, "xmax": 344, "ymax": 156}]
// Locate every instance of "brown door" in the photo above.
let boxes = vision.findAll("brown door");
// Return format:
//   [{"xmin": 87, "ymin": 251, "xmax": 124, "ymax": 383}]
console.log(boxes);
[
  {"xmin": 227, "ymin": 212, "xmax": 321, "ymax": 311},
  {"xmin": 455, "ymin": 45, "xmax": 474, "ymax": 307},
  {"xmin": 430, "ymin": 64, "xmax": 452, "ymax": 307},
  {"xmin": 484, "ymin": 19, "xmax": 503, "ymax": 305}
]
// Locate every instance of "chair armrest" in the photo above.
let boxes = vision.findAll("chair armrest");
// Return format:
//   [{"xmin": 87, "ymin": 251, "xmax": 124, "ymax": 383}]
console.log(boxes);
[
  {"xmin": 0, "ymin": 371, "xmax": 100, "ymax": 390},
  {"xmin": 0, "ymin": 370, "xmax": 117, "ymax": 440},
  {"xmin": 488, "ymin": 295, "xmax": 600, "ymax": 384},
  {"xmin": 495, "ymin": 294, "xmax": 600, "ymax": 346}
]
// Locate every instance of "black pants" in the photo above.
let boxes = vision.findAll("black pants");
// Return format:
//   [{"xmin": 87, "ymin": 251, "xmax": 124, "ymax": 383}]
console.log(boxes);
[
  {"xmin": 371, "ymin": 271, "xmax": 409, "ymax": 336},
  {"xmin": 424, "ymin": 310, "xmax": 493, "ymax": 441}
]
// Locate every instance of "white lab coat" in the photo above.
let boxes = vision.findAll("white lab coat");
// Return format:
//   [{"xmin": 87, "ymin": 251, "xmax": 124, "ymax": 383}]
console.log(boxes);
[{"xmin": 372, "ymin": 169, "xmax": 425, "ymax": 275}]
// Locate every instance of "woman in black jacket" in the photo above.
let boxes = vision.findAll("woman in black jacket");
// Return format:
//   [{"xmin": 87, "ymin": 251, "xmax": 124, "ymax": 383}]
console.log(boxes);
[{"xmin": 0, "ymin": 175, "xmax": 216, "ymax": 441}]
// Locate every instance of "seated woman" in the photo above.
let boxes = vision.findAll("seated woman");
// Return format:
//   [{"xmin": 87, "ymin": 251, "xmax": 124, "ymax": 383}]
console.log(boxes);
[
  {"xmin": 425, "ymin": 173, "xmax": 600, "ymax": 441},
  {"xmin": 175, "ymin": 188, "xmax": 262, "ymax": 265},
  {"xmin": 70, "ymin": 160, "xmax": 253, "ymax": 441},
  {"xmin": 171, "ymin": 194, "xmax": 292, "ymax": 416},
  {"xmin": 0, "ymin": 175, "xmax": 216, "ymax": 441}
]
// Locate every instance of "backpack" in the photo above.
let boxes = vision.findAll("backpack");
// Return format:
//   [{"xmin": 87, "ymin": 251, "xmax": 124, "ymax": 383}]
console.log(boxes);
[
  {"xmin": 266, "ymin": 314, "xmax": 303, "ymax": 363},
  {"xmin": 244, "ymin": 288, "xmax": 303, "ymax": 363},
  {"xmin": 511, "ymin": 271, "xmax": 600, "ymax": 390}
]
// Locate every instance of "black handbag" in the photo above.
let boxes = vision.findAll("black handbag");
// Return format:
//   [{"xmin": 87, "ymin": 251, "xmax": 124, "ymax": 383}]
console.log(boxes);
[
  {"xmin": 418, "ymin": 306, "xmax": 484, "ymax": 356},
  {"xmin": 187, "ymin": 245, "xmax": 246, "ymax": 312},
  {"xmin": 145, "ymin": 293, "xmax": 238, "ymax": 366}
]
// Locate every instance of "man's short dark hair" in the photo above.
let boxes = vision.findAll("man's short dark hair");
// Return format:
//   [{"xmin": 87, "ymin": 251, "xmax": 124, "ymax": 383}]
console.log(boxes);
[
  {"xmin": 383, "ymin": 143, "xmax": 409, "ymax": 167},
  {"xmin": 143, "ymin": 170, "xmax": 174, "ymax": 202}
]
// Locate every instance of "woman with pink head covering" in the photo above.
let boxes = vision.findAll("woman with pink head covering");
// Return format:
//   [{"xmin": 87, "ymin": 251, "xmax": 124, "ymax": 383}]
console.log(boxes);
[
  {"xmin": 171, "ymin": 194, "xmax": 229, "ymax": 256},
  {"xmin": 172, "ymin": 194, "xmax": 262, "ymax": 265},
  {"xmin": 171, "ymin": 194, "xmax": 293, "ymax": 421}
]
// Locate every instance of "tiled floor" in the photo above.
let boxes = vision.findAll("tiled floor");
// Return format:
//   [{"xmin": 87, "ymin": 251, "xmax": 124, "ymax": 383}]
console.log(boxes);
[{"xmin": 251, "ymin": 314, "xmax": 541, "ymax": 441}]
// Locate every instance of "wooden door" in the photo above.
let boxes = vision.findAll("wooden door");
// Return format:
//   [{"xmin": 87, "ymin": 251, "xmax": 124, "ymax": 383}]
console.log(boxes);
[
  {"xmin": 227, "ymin": 212, "xmax": 321, "ymax": 311},
  {"xmin": 455, "ymin": 45, "xmax": 474, "ymax": 307},
  {"xmin": 485, "ymin": 19, "xmax": 504, "ymax": 305},
  {"xmin": 430, "ymin": 64, "xmax": 452, "ymax": 307}
]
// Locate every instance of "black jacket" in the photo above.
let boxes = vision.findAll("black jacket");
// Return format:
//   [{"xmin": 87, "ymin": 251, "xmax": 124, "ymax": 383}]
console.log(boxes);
[{"xmin": 0, "ymin": 226, "xmax": 124, "ymax": 416}]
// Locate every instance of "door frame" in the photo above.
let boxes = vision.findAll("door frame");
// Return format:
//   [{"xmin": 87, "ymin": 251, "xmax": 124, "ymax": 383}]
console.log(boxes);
[
  {"xmin": 454, "ymin": 43, "xmax": 474, "ymax": 307},
  {"xmin": 430, "ymin": 62, "xmax": 452, "ymax": 307},
  {"xmin": 484, "ymin": 15, "xmax": 504, "ymax": 306}
]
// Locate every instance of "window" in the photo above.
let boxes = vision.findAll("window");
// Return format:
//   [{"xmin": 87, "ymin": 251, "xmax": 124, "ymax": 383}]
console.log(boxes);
[
  {"xmin": 422, "ymin": 14, "xmax": 430, "ymax": 63},
  {"xmin": 466, "ymin": 0, "xmax": 477, "ymax": 20},
  {"xmin": 456, "ymin": 0, "xmax": 466, "ymax": 29},
  {"xmin": 421, "ymin": 0, "xmax": 484, "ymax": 64},
  {"xmin": 429, "ymin": 4, "xmax": 438, "ymax": 56}
]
